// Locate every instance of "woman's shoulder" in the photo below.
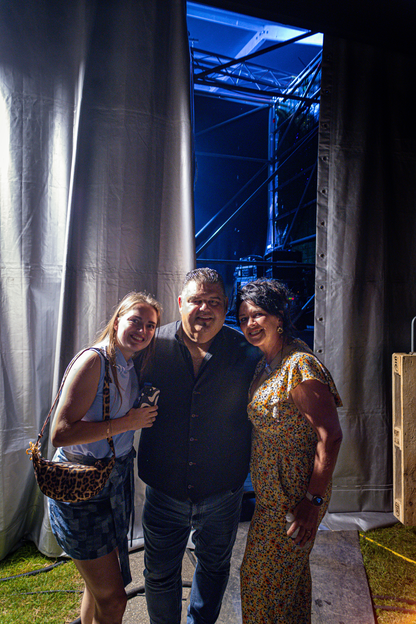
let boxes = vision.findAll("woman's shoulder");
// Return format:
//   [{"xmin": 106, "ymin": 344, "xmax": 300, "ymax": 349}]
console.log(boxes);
[
  {"xmin": 285, "ymin": 342, "xmax": 326, "ymax": 371},
  {"xmin": 278, "ymin": 342, "xmax": 329, "ymax": 385},
  {"xmin": 283, "ymin": 343, "xmax": 341, "ymax": 402},
  {"xmin": 285, "ymin": 339, "xmax": 326, "ymax": 363},
  {"xmin": 67, "ymin": 347, "xmax": 104, "ymax": 378},
  {"xmin": 89, "ymin": 342, "xmax": 108, "ymax": 357},
  {"xmin": 288, "ymin": 338, "xmax": 313, "ymax": 354}
]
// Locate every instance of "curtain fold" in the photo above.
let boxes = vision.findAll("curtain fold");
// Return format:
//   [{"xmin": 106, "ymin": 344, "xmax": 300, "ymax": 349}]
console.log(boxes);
[
  {"xmin": 316, "ymin": 35, "xmax": 416, "ymax": 528},
  {"xmin": 0, "ymin": 0, "xmax": 194, "ymax": 560}
]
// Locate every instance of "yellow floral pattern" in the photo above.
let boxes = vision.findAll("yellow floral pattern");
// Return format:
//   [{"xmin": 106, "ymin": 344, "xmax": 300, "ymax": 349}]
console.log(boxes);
[{"xmin": 240, "ymin": 340, "xmax": 342, "ymax": 624}]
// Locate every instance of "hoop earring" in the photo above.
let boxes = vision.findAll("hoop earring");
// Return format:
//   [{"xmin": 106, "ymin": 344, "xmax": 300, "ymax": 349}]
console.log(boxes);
[{"xmin": 277, "ymin": 326, "xmax": 284, "ymax": 335}]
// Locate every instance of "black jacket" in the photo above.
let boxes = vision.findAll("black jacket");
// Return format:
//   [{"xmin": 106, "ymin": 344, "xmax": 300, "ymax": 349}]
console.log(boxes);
[{"xmin": 136, "ymin": 321, "xmax": 260, "ymax": 502}]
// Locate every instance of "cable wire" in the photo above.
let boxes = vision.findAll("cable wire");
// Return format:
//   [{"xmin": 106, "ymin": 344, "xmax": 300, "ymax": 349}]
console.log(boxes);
[
  {"xmin": 360, "ymin": 533, "xmax": 416, "ymax": 565},
  {"xmin": 0, "ymin": 559, "xmax": 68, "ymax": 582},
  {"xmin": 8, "ymin": 589, "xmax": 82, "ymax": 596}
]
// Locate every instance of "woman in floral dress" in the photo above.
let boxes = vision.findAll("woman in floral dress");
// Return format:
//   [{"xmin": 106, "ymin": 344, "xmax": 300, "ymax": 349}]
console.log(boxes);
[{"xmin": 236, "ymin": 279, "xmax": 343, "ymax": 624}]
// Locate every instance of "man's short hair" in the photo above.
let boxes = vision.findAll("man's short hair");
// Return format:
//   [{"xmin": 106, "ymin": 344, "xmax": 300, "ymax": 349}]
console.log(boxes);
[{"xmin": 182, "ymin": 268, "xmax": 226, "ymax": 299}]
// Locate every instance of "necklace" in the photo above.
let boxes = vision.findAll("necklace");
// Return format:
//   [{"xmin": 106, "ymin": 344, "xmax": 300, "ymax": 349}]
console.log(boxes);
[
  {"xmin": 249, "ymin": 341, "xmax": 297, "ymax": 401},
  {"xmin": 263, "ymin": 348, "xmax": 285, "ymax": 377},
  {"xmin": 264, "ymin": 360, "xmax": 278, "ymax": 376},
  {"xmin": 249, "ymin": 348, "xmax": 284, "ymax": 400}
]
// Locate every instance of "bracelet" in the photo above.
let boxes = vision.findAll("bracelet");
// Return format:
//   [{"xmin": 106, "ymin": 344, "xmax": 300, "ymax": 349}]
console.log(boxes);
[{"xmin": 106, "ymin": 420, "xmax": 112, "ymax": 439}]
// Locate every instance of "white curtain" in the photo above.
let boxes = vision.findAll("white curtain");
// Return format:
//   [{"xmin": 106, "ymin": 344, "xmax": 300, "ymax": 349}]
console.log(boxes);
[
  {"xmin": 0, "ymin": 0, "xmax": 194, "ymax": 559},
  {"xmin": 316, "ymin": 35, "xmax": 416, "ymax": 530}
]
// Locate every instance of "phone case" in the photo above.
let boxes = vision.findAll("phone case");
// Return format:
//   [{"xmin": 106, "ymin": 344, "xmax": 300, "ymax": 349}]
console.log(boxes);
[{"xmin": 133, "ymin": 383, "xmax": 160, "ymax": 408}]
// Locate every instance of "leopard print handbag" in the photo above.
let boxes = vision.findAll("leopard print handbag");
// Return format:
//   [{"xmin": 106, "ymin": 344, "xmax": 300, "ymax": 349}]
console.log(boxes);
[{"xmin": 27, "ymin": 349, "xmax": 116, "ymax": 503}]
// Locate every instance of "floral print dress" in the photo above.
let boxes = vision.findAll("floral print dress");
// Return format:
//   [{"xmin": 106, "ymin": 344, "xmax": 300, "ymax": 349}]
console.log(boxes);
[{"xmin": 240, "ymin": 340, "xmax": 342, "ymax": 624}]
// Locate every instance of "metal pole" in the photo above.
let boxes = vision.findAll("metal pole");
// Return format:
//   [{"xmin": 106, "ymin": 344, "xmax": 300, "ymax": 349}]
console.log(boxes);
[
  {"xmin": 196, "ymin": 128, "xmax": 317, "ymax": 256},
  {"xmin": 195, "ymin": 31, "xmax": 317, "ymax": 80},
  {"xmin": 195, "ymin": 104, "xmax": 269, "ymax": 137},
  {"xmin": 195, "ymin": 164, "xmax": 268, "ymax": 241},
  {"xmin": 411, "ymin": 317, "xmax": 416, "ymax": 353}
]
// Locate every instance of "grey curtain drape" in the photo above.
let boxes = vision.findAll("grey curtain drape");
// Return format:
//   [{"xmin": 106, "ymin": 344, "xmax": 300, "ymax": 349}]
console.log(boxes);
[
  {"xmin": 316, "ymin": 36, "xmax": 416, "ymax": 530},
  {"xmin": 0, "ymin": 0, "xmax": 194, "ymax": 560}
]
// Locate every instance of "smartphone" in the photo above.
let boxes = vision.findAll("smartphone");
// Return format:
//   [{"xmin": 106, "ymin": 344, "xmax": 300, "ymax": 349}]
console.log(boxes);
[{"xmin": 133, "ymin": 383, "xmax": 160, "ymax": 408}]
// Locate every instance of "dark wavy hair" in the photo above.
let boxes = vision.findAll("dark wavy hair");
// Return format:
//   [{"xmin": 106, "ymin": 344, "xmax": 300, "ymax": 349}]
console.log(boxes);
[{"xmin": 236, "ymin": 279, "xmax": 296, "ymax": 341}]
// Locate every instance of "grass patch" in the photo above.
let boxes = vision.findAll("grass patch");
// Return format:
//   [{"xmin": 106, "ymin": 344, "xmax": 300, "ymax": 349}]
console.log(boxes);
[
  {"xmin": 0, "ymin": 542, "xmax": 83, "ymax": 624},
  {"xmin": 360, "ymin": 524, "xmax": 416, "ymax": 623}
]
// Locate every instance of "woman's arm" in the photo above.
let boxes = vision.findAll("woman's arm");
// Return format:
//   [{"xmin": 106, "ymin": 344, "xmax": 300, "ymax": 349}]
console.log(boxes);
[
  {"xmin": 50, "ymin": 351, "xmax": 158, "ymax": 448},
  {"xmin": 287, "ymin": 379, "xmax": 343, "ymax": 546}
]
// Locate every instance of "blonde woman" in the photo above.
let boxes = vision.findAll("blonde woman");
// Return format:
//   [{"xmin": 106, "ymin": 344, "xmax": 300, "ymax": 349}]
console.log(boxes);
[{"xmin": 49, "ymin": 292, "xmax": 161, "ymax": 624}]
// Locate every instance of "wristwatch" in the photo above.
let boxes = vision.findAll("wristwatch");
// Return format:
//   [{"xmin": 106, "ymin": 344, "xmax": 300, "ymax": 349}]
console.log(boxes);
[{"xmin": 305, "ymin": 491, "xmax": 324, "ymax": 506}]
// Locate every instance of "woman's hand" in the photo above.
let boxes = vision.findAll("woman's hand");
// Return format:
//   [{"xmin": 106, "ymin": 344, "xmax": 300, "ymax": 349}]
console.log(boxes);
[
  {"xmin": 286, "ymin": 498, "xmax": 320, "ymax": 547},
  {"xmin": 127, "ymin": 405, "xmax": 158, "ymax": 429}
]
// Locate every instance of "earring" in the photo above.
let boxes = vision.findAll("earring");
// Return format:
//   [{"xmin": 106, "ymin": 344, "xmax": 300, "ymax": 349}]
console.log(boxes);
[{"xmin": 277, "ymin": 326, "xmax": 284, "ymax": 334}]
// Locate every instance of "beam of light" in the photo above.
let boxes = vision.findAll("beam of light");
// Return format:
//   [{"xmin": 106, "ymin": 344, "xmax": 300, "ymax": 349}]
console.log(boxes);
[{"xmin": 0, "ymin": 87, "xmax": 11, "ymax": 209}]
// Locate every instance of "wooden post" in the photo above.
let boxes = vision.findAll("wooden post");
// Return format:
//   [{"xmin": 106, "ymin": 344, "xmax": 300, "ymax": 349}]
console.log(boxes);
[{"xmin": 392, "ymin": 353, "xmax": 416, "ymax": 525}]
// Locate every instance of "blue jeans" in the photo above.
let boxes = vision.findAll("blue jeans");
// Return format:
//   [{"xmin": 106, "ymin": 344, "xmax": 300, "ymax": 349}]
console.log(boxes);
[{"xmin": 142, "ymin": 485, "xmax": 244, "ymax": 624}]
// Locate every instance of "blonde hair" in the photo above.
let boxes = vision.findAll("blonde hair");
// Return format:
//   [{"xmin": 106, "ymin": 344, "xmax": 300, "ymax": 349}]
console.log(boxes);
[{"xmin": 96, "ymin": 291, "xmax": 162, "ymax": 391}]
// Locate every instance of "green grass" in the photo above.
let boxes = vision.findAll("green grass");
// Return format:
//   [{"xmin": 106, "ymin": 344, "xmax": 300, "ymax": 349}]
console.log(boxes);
[
  {"xmin": 360, "ymin": 524, "xmax": 416, "ymax": 623},
  {"xmin": 1, "ymin": 525, "xmax": 416, "ymax": 623},
  {"xmin": 0, "ymin": 542, "xmax": 83, "ymax": 624}
]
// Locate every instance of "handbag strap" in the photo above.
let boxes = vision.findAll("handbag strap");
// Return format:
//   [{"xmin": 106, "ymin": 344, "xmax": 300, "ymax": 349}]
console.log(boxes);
[
  {"xmin": 102, "ymin": 356, "xmax": 115, "ymax": 457},
  {"xmin": 38, "ymin": 348, "xmax": 115, "ymax": 458}
]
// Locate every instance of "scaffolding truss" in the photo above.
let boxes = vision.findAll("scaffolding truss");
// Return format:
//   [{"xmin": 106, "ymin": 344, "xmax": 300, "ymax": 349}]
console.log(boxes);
[
  {"xmin": 193, "ymin": 48, "xmax": 322, "ymax": 261},
  {"xmin": 191, "ymin": 30, "xmax": 320, "ymax": 105},
  {"xmin": 190, "ymin": 11, "xmax": 322, "ymax": 325}
]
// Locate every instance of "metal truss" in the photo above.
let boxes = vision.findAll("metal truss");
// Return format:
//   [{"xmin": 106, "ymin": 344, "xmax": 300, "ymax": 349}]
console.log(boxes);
[
  {"xmin": 194, "ymin": 49, "xmax": 322, "ymax": 260},
  {"xmin": 266, "ymin": 50, "xmax": 322, "ymax": 257},
  {"xmin": 189, "ymin": 4, "xmax": 321, "ymax": 324},
  {"xmin": 192, "ymin": 31, "xmax": 320, "ymax": 104}
]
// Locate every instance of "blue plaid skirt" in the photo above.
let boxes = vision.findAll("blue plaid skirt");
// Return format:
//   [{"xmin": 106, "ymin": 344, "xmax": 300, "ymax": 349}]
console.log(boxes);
[{"xmin": 48, "ymin": 447, "xmax": 135, "ymax": 586}]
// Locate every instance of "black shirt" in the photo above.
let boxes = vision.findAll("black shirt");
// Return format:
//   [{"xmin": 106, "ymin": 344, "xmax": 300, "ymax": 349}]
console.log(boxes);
[{"xmin": 136, "ymin": 321, "xmax": 260, "ymax": 502}]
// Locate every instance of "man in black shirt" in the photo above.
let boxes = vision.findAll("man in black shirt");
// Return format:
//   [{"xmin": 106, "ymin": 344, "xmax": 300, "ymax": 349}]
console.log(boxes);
[{"xmin": 136, "ymin": 268, "xmax": 259, "ymax": 624}]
